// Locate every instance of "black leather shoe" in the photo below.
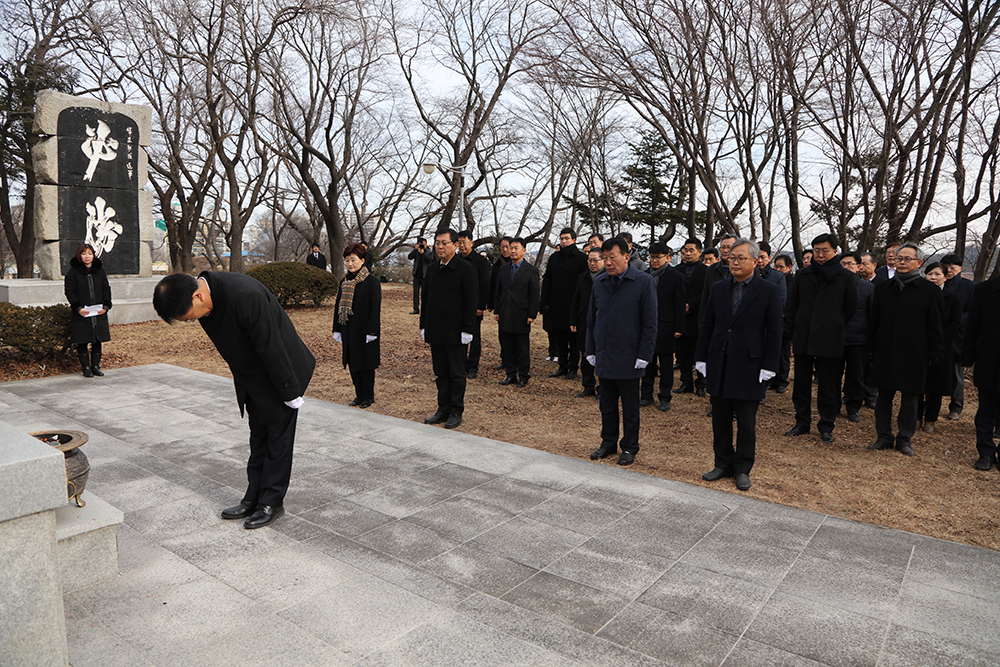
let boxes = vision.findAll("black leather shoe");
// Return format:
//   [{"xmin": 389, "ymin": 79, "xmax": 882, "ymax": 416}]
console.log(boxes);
[
  {"xmin": 444, "ymin": 413, "xmax": 462, "ymax": 429},
  {"xmin": 702, "ymin": 468, "xmax": 733, "ymax": 481},
  {"xmin": 973, "ymin": 456, "xmax": 993, "ymax": 471},
  {"xmin": 221, "ymin": 500, "xmax": 257, "ymax": 520},
  {"xmin": 499, "ymin": 377, "xmax": 517, "ymax": 386},
  {"xmin": 867, "ymin": 440, "xmax": 892, "ymax": 450},
  {"xmin": 735, "ymin": 473, "xmax": 751, "ymax": 490},
  {"xmin": 590, "ymin": 447, "xmax": 615, "ymax": 460},
  {"xmin": 492, "ymin": 364, "xmax": 505, "ymax": 370},
  {"xmin": 821, "ymin": 432, "xmax": 835, "ymax": 443},
  {"xmin": 784, "ymin": 425, "xmax": 809, "ymax": 436},
  {"xmin": 618, "ymin": 452, "xmax": 635, "ymax": 466},
  {"xmin": 349, "ymin": 398, "xmax": 362, "ymax": 406},
  {"xmin": 410, "ymin": 310, "xmax": 419, "ymax": 315},
  {"xmin": 847, "ymin": 411, "xmax": 861, "ymax": 422},
  {"xmin": 695, "ymin": 388, "xmax": 707, "ymax": 398},
  {"xmin": 425, "ymin": 410, "xmax": 448, "ymax": 424},
  {"xmin": 897, "ymin": 444, "xmax": 915, "ymax": 456},
  {"xmin": 91, "ymin": 366, "xmax": 105, "ymax": 377},
  {"xmin": 244, "ymin": 505, "xmax": 284, "ymax": 529},
  {"xmin": 673, "ymin": 385, "xmax": 693, "ymax": 394},
  {"xmin": 775, "ymin": 385, "xmax": 787, "ymax": 394},
  {"xmin": 864, "ymin": 399, "xmax": 877, "ymax": 410},
  {"xmin": 82, "ymin": 366, "xmax": 94, "ymax": 378},
  {"xmin": 358, "ymin": 399, "xmax": 373, "ymax": 409},
  {"xmin": 564, "ymin": 371, "xmax": 578, "ymax": 380},
  {"xmin": 576, "ymin": 389, "xmax": 596, "ymax": 398},
  {"xmin": 639, "ymin": 398, "xmax": 652, "ymax": 407},
  {"xmin": 517, "ymin": 379, "xmax": 529, "ymax": 388},
  {"xmin": 549, "ymin": 369, "xmax": 568, "ymax": 378},
  {"xmin": 658, "ymin": 400, "xmax": 671, "ymax": 412}
]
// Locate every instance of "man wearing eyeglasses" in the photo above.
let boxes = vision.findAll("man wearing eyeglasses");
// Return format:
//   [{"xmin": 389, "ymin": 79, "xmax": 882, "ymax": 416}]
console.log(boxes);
[
  {"xmin": 784, "ymin": 233, "xmax": 858, "ymax": 444},
  {"xmin": 867, "ymin": 243, "xmax": 943, "ymax": 456}
]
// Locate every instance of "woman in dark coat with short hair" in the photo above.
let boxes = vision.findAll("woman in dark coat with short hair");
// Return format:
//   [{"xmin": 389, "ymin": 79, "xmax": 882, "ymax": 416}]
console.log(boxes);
[
  {"xmin": 64, "ymin": 243, "xmax": 112, "ymax": 377},
  {"xmin": 332, "ymin": 243, "xmax": 381, "ymax": 408},
  {"xmin": 918, "ymin": 263, "xmax": 962, "ymax": 432}
]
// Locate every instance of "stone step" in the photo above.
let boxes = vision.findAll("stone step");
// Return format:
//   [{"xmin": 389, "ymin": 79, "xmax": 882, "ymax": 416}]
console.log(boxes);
[
  {"xmin": 0, "ymin": 277, "xmax": 160, "ymax": 324},
  {"xmin": 54, "ymin": 493, "xmax": 123, "ymax": 593}
]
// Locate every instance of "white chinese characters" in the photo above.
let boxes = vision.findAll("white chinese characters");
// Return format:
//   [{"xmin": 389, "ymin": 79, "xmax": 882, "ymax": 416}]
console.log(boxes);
[
  {"xmin": 84, "ymin": 196, "xmax": 123, "ymax": 255},
  {"xmin": 81, "ymin": 120, "xmax": 119, "ymax": 181}
]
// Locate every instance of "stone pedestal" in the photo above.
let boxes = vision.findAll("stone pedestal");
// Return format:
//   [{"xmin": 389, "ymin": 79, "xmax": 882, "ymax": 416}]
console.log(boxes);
[{"xmin": 0, "ymin": 277, "xmax": 161, "ymax": 324}]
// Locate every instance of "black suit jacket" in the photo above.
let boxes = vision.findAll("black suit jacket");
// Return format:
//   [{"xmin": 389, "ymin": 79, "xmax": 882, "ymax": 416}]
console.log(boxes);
[
  {"xmin": 421, "ymin": 257, "xmax": 478, "ymax": 344},
  {"xmin": 652, "ymin": 267, "xmax": 687, "ymax": 353},
  {"xmin": 198, "ymin": 272, "xmax": 316, "ymax": 424},
  {"xmin": 305, "ymin": 252, "xmax": 327, "ymax": 271},
  {"xmin": 495, "ymin": 260, "xmax": 540, "ymax": 334},
  {"xmin": 458, "ymin": 250, "xmax": 492, "ymax": 313},
  {"xmin": 867, "ymin": 278, "xmax": 944, "ymax": 393},
  {"xmin": 785, "ymin": 261, "xmax": 859, "ymax": 358},
  {"xmin": 962, "ymin": 276, "xmax": 1000, "ymax": 391},
  {"xmin": 674, "ymin": 260, "xmax": 708, "ymax": 336},
  {"xmin": 696, "ymin": 276, "xmax": 782, "ymax": 401},
  {"xmin": 540, "ymin": 245, "xmax": 588, "ymax": 329}
]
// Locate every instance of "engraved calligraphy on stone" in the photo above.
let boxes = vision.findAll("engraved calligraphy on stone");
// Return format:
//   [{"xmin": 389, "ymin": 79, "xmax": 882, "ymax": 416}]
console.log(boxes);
[
  {"xmin": 84, "ymin": 196, "xmax": 123, "ymax": 255},
  {"xmin": 80, "ymin": 120, "xmax": 119, "ymax": 181}
]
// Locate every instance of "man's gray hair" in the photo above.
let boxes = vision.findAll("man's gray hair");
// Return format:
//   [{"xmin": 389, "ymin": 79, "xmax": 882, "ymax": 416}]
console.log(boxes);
[
  {"xmin": 731, "ymin": 238, "xmax": 760, "ymax": 259},
  {"xmin": 897, "ymin": 242, "xmax": 923, "ymax": 261}
]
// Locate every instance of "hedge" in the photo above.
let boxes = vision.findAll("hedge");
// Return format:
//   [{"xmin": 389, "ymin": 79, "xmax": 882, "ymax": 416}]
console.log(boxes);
[
  {"xmin": 245, "ymin": 262, "xmax": 338, "ymax": 307},
  {"xmin": 0, "ymin": 302, "xmax": 73, "ymax": 354}
]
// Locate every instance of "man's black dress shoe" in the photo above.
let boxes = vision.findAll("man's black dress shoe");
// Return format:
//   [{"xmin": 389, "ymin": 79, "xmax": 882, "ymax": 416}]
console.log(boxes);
[
  {"xmin": 425, "ymin": 410, "xmax": 449, "ymax": 424},
  {"xmin": 973, "ymin": 455, "xmax": 993, "ymax": 471},
  {"xmin": 499, "ymin": 377, "xmax": 517, "ymax": 385},
  {"xmin": 735, "ymin": 473, "xmax": 751, "ymax": 491},
  {"xmin": 358, "ymin": 399, "xmax": 373, "ymax": 409},
  {"xmin": 517, "ymin": 379, "xmax": 529, "ymax": 388},
  {"xmin": 244, "ymin": 505, "xmax": 284, "ymax": 529},
  {"xmin": 221, "ymin": 500, "xmax": 257, "ymax": 520},
  {"xmin": 410, "ymin": 309, "xmax": 419, "ymax": 315},
  {"xmin": 349, "ymin": 398, "xmax": 362, "ymax": 406},
  {"xmin": 549, "ymin": 369, "xmax": 568, "ymax": 378},
  {"xmin": 564, "ymin": 371, "xmax": 578, "ymax": 380},
  {"xmin": 775, "ymin": 385, "xmax": 787, "ymax": 394},
  {"xmin": 493, "ymin": 363, "xmax": 505, "ymax": 370},
  {"xmin": 445, "ymin": 413, "xmax": 462, "ymax": 429},
  {"xmin": 864, "ymin": 399, "xmax": 877, "ymax": 410},
  {"xmin": 658, "ymin": 400, "xmax": 671, "ymax": 412},
  {"xmin": 576, "ymin": 389, "xmax": 596, "ymax": 398},
  {"xmin": 639, "ymin": 398, "xmax": 652, "ymax": 407},
  {"xmin": 91, "ymin": 366, "xmax": 105, "ymax": 377},
  {"xmin": 897, "ymin": 444, "xmax": 914, "ymax": 456},
  {"xmin": 695, "ymin": 388, "xmax": 707, "ymax": 398},
  {"xmin": 590, "ymin": 447, "xmax": 615, "ymax": 460},
  {"xmin": 820, "ymin": 432, "xmax": 835, "ymax": 443},
  {"xmin": 618, "ymin": 452, "xmax": 635, "ymax": 466},
  {"xmin": 784, "ymin": 425, "xmax": 809, "ymax": 436},
  {"xmin": 867, "ymin": 440, "xmax": 892, "ymax": 450},
  {"xmin": 847, "ymin": 411, "xmax": 861, "ymax": 422},
  {"xmin": 466, "ymin": 370, "xmax": 478, "ymax": 379},
  {"xmin": 673, "ymin": 385, "xmax": 693, "ymax": 394},
  {"xmin": 702, "ymin": 468, "xmax": 733, "ymax": 481}
]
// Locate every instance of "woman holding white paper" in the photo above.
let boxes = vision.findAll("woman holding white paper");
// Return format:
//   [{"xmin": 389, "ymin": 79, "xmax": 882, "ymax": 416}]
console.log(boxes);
[{"xmin": 64, "ymin": 243, "xmax": 112, "ymax": 378}]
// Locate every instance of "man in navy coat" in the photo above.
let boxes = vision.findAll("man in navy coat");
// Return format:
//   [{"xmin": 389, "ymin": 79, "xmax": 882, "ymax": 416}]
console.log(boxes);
[
  {"xmin": 494, "ymin": 237, "xmax": 540, "ymax": 387},
  {"xmin": 586, "ymin": 237, "xmax": 658, "ymax": 466},
  {"xmin": 696, "ymin": 239, "xmax": 783, "ymax": 491}
]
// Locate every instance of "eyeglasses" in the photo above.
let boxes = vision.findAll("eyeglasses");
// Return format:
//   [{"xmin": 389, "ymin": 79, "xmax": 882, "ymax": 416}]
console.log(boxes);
[
  {"xmin": 896, "ymin": 256, "xmax": 920, "ymax": 263},
  {"xmin": 729, "ymin": 255, "xmax": 754, "ymax": 263},
  {"xmin": 434, "ymin": 240, "xmax": 453, "ymax": 246}
]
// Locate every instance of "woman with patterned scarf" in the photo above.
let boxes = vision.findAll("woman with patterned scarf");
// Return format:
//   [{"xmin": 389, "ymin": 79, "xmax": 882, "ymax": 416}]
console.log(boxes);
[{"xmin": 332, "ymin": 243, "xmax": 381, "ymax": 407}]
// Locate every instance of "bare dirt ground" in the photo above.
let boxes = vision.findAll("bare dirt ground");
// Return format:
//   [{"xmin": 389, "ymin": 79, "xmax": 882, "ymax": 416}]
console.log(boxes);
[{"xmin": 6, "ymin": 284, "xmax": 997, "ymax": 550}]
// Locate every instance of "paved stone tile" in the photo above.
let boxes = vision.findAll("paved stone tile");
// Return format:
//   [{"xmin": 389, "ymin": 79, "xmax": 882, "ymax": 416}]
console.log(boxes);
[
  {"xmin": 422, "ymin": 544, "xmax": 539, "ymax": 597},
  {"xmin": 721, "ymin": 638, "xmax": 829, "ymax": 666},
  {"xmin": 160, "ymin": 520, "xmax": 296, "ymax": 570},
  {"xmin": 892, "ymin": 578, "xmax": 1000, "ymax": 652},
  {"xmin": 459, "ymin": 476, "xmax": 561, "ymax": 513},
  {"xmin": 680, "ymin": 531, "xmax": 801, "ymax": 588},
  {"xmin": 777, "ymin": 553, "xmax": 905, "ymax": 619},
  {"xmin": 745, "ymin": 592, "xmax": 886, "ymax": 667},
  {"xmin": 596, "ymin": 600, "xmax": 664, "ymax": 647},
  {"xmin": 562, "ymin": 469, "xmax": 666, "ymax": 509},
  {"xmin": 802, "ymin": 516, "xmax": 916, "ymax": 570},
  {"xmin": 404, "ymin": 496, "xmax": 517, "ymax": 542},
  {"xmin": 707, "ymin": 504, "xmax": 823, "ymax": 551},
  {"xmin": 501, "ymin": 571, "xmax": 632, "ymax": 634},
  {"xmin": 358, "ymin": 609, "xmax": 547, "ymax": 666},
  {"xmin": 299, "ymin": 498, "xmax": 397, "ymax": 537},
  {"xmin": 354, "ymin": 518, "xmax": 461, "ymax": 564},
  {"xmin": 506, "ymin": 458, "xmax": 597, "ymax": 492},
  {"xmin": 543, "ymin": 535, "xmax": 674, "ymax": 599},
  {"xmin": 281, "ymin": 470, "xmax": 347, "ymax": 513},
  {"xmin": 628, "ymin": 610, "xmax": 741, "ymax": 667},
  {"xmin": 407, "ymin": 462, "xmax": 497, "ymax": 493},
  {"xmin": 348, "ymin": 477, "xmax": 458, "ymax": 518},
  {"xmin": 522, "ymin": 492, "xmax": 630, "ymax": 536},
  {"xmin": 878, "ymin": 623, "xmax": 1000, "ymax": 666},
  {"xmin": 469, "ymin": 515, "xmax": 590, "ymax": 570},
  {"xmin": 124, "ymin": 493, "xmax": 242, "ymax": 541},
  {"xmin": 66, "ymin": 617, "xmax": 156, "ymax": 667},
  {"xmin": 906, "ymin": 535, "xmax": 1000, "ymax": 603},
  {"xmin": 87, "ymin": 473, "xmax": 197, "ymax": 513}
]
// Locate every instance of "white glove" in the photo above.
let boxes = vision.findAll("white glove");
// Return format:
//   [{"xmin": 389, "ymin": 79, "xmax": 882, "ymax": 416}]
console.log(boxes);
[
  {"xmin": 284, "ymin": 396, "xmax": 304, "ymax": 409},
  {"xmin": 759, "ymin": 369, "xmax": 776, "ymax": 383},
  {"xmin": 586, "ymin": 355, "xmax": 596, "ymax": 366},
  {"xmin": 461, "ymin": 332, "xmax": 473, "ymax": 345},
  {"xmin": 695, "ymin": 361, "xmax": 707, "ymax": 377},
  {"xmin": 420, "ymin": 329, "xmax": 425, "ymax": 341},
  {"xmin": 366, "ymin": 335, "xmax": 377, "ymax": 343},
  {"xmin": 333, "ymin": 332, "xmax": 342, "ymax": 343},
  {"xmin": 635, "ymin": 359, "xmax": 649, "ymax": 370}
]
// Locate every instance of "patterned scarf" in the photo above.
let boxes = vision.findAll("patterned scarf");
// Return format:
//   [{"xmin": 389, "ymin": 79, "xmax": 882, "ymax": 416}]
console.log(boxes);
[{"xmin": 337, "ymin": 266, "xmax": 369, "ymax": 325}]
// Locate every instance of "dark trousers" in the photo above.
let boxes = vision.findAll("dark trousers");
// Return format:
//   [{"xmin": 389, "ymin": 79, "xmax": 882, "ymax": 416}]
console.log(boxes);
[
  {"xmin": 949, "ymin": 362, "xmax": 965, "ymax": 415},
  {"xmin": 547, "ymin": 330, "xmax": 558, "ymax": 358},
  {"xmin": 500, "ymin": 331, "xmax": 531, "ymax": 380},
  {"xmin": 874, "ymin": 388, "xmax": 919, "ymax": 449},
  {"xmin": 676, "ymin": 335, "xmax": 705, "ymax": 389},
  {"xmin": 711, "ymin": 396, "xmax": 758, "ymax": 475},
  {"xmin": 244, "ymin": 396, "xmax": 298, "ymax": 507},
  {"xmin": 863, "ymin": 353, "xmax": 878, "ymax": 406},
  {"xmin": 466, "ymin": 315, "xmax": 483, "ymax": 374},
  {"xmin": 349, "ymin": 367, "xmax": 375, "ymax": 402},
  {"xmin": 578, "ymin": 333, "xmax": 596, "ymax": 390},
  {"xmin": 599, "ymin": 377, "xmax": 640, "ymax": 454},
  {"xmin": 552, "ymin": 328, "xmax": 579, "ymax": 373},
  {"xmin": 775, "ymin": 335, "xmax": 792, "ymax": 389},
  {"xmin": 841, "ymin": 345, "xmax": 865, "ymax": 414},
  {"xmin": 412, "ymin": 276, "xmax": 424, "ymax": 311},
  {"xmin": 793, "ymin": 354, "xmax": 843, "ymax": 434},
  {"xmin": 974, "ymin": 387, "xmax": 1000, "ymax": 459},
  {"xmin": 641, "ymin": 351, "xmax": 674, "ymax": 401},
  {"xmin": 431, "ymin": 344, "xmax": 467, "ymax": 416},
  {"xmin": 917, "ymin": 394, "xmax": 943, "ymax": 423}
]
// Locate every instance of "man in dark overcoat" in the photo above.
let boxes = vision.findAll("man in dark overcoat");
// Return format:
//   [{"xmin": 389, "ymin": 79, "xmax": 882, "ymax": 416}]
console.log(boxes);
[
  {"xmin": 674, "ymin": 238, "xmax": 708, "ymax": 395},
  {"xmin": 699, "ymin": 234, "xmax": 736, "ymax": 322},
  {"xmin": 152, "ymin": 272, "xmax": 315, "ymax": 529},
  {"xmin": 941, "ymin": 254, "xmax": 976, "ymax": 420},
  {"xmin": 772, "ymin": 253, "xmax": 795, "ymax": 392},
  {"xmin": 421, "ymin": 229, "xmax": 478, "ymax": 429},
  {"xmin": 839, "ymin": 253, "xmax": 874, "ymax": 422},
  {"xmin": 866, "ymin": 243, "xmax": 943, "ymax": 456},
  {"xmin": 962, "ymin": 275, "xmax": 1000, "ymax": 471},
  {"xmin": 457, "ymin": 230, "xmax": 492, "ymax": 379},
  {"xmin": 540, "ymin": 228, "xmax": 589, "ymax": 378},
  {"xmin": 784, "ymin": 233, "xmax": 858, "ymax": 443},
  {"xmin": 642, "ymin": 243, "xmax": 686, "ymax": 411},
  {"xmin": 486, "ymin": 236, "xmax": 512, "ymax": 368},
  {"xmin": 494, "ymin": 237, "xmax": 540, "ymax": 387},
  {"xmin": 407, "ymin": 237, "xmax": 431, "ymax": 314},
  {"xmin": 586, "ymin": 237, "xmax": 657, "ymax": 466},
  {"xmin": 696, "ymin": 239, "xmax": 782, "ymax": 491},
  {"xmin": 305, "ymin": 243, "xmax": 327, "ymax": 272},
  {"xmin": 570, "ymin": 246, "xmax": 604, "ymax": 397}
]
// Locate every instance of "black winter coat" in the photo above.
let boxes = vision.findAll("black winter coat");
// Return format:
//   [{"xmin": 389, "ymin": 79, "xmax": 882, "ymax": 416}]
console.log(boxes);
[
  {"xmin": 421, "ymin": 257, "xmax": 478, "ymax": 344},
  {"xmin": 924, "ymin": 288, "xmax": 961, "ymax": 396},
  {"xmin": 785, "ymin": 260, "xmax": 859, "ymax": 358},
  {"xmin": 844, "ymin": 276, "xmax": 874, "ymax": 347},
  {"xmin": 586, "ymin": 267, "xmax": 658, "ymax": 380},
  {"xmin": 487, "ymin": 257, "xmax": 509, "ymax": 311},
  {"xmin": 651, "ymin": 266, "xmax": 686, "ymax": 354},
  {"xmin": 944, "ymin": 274, "xmax": 975, "ymax": 357},
  {"xmin": 65, "ymin": 256, "xmax": 112, "ymax": 344},
  {"xmin": 540, "ymin": 245, "xmax": 588, "ymax": 330},
  {"xmin": 867, "ymin": 277, "xmax": 944, "ymax": 393},
  {"xmin": 961, "ymin": 276, "xmax": 1000, "ymax": 391},
  {"xmin": 458, "ymin": 250, "xmax": 492, "ymax": 312},
  {"xmin": 332, "ymin": 273, "xmax": 381, "ymax": 371},
  {"xmin": 570, "ymin": 270, "xmax": 600, "ymax": 348},
  {"xmin": 674, "ymin": 261, "xmax": 708, "ymax": 336},
  {"xmin": 494, "ymin": 260, "xmax": 540, "ymax": 334},
  {"xmin": 305, "ymin": 252, "xmax": 327, "ymax": 271},
  {"xmin": 699, "ymin": 261, "xmax": 730, "ymax": 324}
]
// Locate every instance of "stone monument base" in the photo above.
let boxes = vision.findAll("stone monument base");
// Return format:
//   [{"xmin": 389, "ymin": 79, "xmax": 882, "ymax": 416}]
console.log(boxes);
[{"xmin": 0, "ymin": 277, "xmax": 160, "ymax": 324}]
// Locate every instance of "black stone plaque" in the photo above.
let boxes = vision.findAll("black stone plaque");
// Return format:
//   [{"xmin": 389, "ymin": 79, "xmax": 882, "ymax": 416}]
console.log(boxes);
[
  {"xmin": 58, "ymin": 188, "xmax": 139, "ymax": 275},
  {"xmin": 56, "ymin": 108, "xmax": 139, "ymax": 189}
]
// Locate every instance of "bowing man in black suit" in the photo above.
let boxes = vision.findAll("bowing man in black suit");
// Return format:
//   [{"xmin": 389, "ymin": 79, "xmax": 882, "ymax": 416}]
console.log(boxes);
[
  {"xmin": 153, "ymin": 272, "xmax": 316, "ymax": 529},
  {"xmin": 696, "ymin": 238, "xmax": 783, "ymax": 491},
  {"xmin": 494, "ymin": 237, "xmax": 540, "ymax": 387},
  {"xmin": 305, "ymin": 244, "xmax": 327, "ymax": 272},
  {"xmin": 421, "ymin": 228, "xmax": 478, "ymax": 429}
]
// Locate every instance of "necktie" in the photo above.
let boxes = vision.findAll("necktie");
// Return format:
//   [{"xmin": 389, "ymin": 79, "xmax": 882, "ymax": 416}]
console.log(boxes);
[
  {"xmin": 612, "ymin": 276, "xmax": 621, "ymax": 291},
  {"xmin": 732, "ymin": 281, "xmax": 745, "ymax": 316},
  {"xmin": 511, "ymin": 262, "xmax": 519, "ymax": 280}
]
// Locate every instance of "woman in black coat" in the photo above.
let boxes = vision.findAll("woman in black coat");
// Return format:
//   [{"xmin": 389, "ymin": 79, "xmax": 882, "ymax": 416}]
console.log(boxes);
[
  {"xmin": 64, "ymin": 243, "xmax": 112, "ymax": 377},
  {"xmin": 918, "ymin": 263, "xmax": 962, "ymax": 432},
  {"xmin": 332, "ymin": 242, "xmax": 381, "ymax": 408}
]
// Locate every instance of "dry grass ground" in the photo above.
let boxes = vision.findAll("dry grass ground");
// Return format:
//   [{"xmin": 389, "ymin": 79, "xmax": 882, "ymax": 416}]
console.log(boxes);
[{"xmin": 10, "ymin": 283, "xmax": 997, "ymax": 551}]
